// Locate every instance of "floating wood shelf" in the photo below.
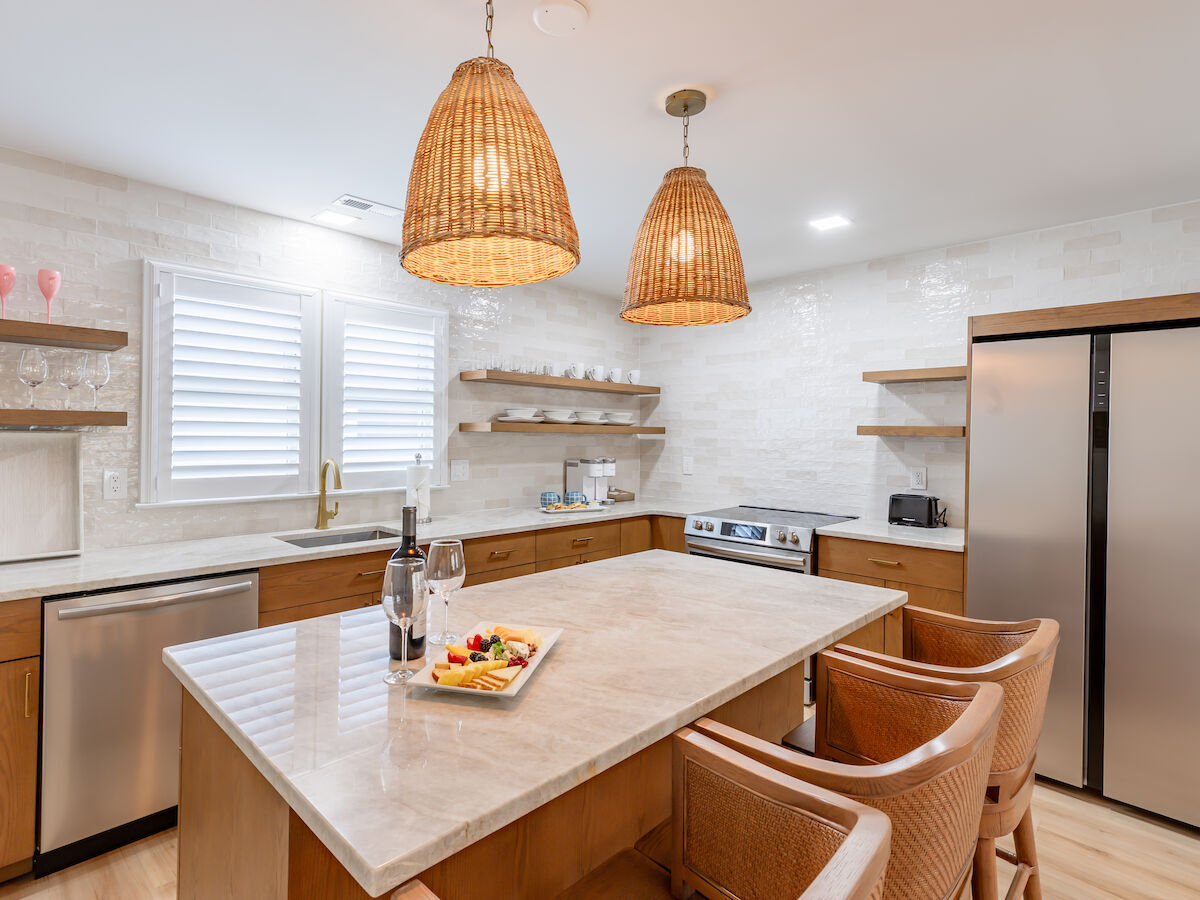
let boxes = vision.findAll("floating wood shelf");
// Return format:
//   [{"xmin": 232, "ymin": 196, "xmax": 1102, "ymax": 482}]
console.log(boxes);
[
  {"xmin": 460, "ymin": 422, "xmax": 666, "ymax": 435},
  {"xmin": 0, "ymin": 320, "xmax": 128, "ymax": 352},
  {"xmin": 857, "ymin": 425, "xmax": 966, "ymax": 438},
  {"xmin": 0, "ymin": 410, "xmax": 128, "ymax": 427},
  {"xmin": 862, "ymin": 366, "xmax": 968, "ymax": 384},
  {"xmin": 459, "ymin": 370, "xmax": 660, "ymax": 396}
]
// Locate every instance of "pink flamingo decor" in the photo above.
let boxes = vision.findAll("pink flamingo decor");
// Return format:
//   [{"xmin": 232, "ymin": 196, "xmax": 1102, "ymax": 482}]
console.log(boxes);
[
  {"xmin": 0, "ymin": 266, "xmax": 14, "ymax": 320},
  {"xmin": 37, "ymin": 269, "xmax": 61, "ymax": 324}
]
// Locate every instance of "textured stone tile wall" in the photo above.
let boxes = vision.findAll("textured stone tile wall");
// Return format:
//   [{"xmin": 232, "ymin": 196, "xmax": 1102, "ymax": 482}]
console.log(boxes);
[
  {"xmin": 0, "ymin": 147, "xmax": 640, "ymax": 547},
  {"xmin": 636, "ymin": 200, "xmax": 1200, "ymax": 525}
]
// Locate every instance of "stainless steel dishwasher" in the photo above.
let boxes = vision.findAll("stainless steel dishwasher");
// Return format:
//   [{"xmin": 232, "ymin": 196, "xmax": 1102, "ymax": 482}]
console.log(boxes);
[{"xmin": 39, "ymin": 571, "xmax": 258, "ymax": 873}]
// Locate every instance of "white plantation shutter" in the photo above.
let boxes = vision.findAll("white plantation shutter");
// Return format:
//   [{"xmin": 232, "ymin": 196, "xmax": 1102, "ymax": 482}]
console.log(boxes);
[
  {"xmin": 146, "ymin": 265, "xmax": 319, "ymax": 502},
  {"xmin": 323, "ymin": 295, "xmax": 448, "ymax": 490}
]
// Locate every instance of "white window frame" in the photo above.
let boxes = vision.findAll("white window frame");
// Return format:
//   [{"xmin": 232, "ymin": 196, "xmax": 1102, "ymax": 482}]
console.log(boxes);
[
  {"xmin": 140, "ymin": 260, "xmax": 449, "ymax": 506},
  {"xmin": 321, "ymin": 292, "xmax": 449, "ymax": 490}
]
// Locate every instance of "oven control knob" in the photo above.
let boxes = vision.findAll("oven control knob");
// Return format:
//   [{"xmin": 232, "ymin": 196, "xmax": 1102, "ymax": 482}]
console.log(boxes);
[
  {"xmin": 704, "ymin": 522, "xmax": 714, "ymax": 532},
  {"xmin": 789, "ymin": 532, "xmax": 800, "ymax": 544},
  {"xmin": 693, "ymin": 519, "xmax": 704, "ymax": 530},
  {"xmin": 776, "ymin": 529, "xmax": 787, "ymax": 542}
]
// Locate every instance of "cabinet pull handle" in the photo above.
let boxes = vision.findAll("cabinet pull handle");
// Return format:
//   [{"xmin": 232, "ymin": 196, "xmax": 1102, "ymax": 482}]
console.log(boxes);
[
  {"xmin": 488, "ymin": 550, "xmax": 513, "ymax": 560},
  {"xmin": 867, "ymin": 558, "xmax": 900, "ymax": 567},
  {"xmin": 358, "ymin": 569, "xmax": 386, "ymax": 577},
  {"xmin": 572, "ymin": 537, "xmax": 594, "ymax": 545},
  {"xmin": 24, "ymin": 671, "xmax": 33, "ymax": 719}
]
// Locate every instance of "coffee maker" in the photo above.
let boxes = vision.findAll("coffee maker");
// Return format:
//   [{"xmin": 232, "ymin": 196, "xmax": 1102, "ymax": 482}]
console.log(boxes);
[{"xmin": 564, "ymin": 457, "xmax": 616, "ymax": 502}]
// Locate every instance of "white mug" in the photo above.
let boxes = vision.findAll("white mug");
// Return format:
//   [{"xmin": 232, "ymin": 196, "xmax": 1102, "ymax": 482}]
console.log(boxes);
[
  {"xmin": 586, "ymin": 364, "xmax": 606, "ymax": 381},
  {"xmin": 626, "ymin": 369, "xmax": 641, "ymax": 384},
  {"xmin": 566, "ymin": 362, "xmax": 585, "ymax": 379},
  {"xmin": 607, "ymin": 367, "xmax": 624, "ymax": 383}
]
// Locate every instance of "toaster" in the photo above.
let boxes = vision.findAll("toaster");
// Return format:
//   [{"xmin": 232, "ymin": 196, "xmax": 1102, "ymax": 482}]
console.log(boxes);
[{"xmin": 888, "ymin": 493, "xmax": 948, "ymax": 528}]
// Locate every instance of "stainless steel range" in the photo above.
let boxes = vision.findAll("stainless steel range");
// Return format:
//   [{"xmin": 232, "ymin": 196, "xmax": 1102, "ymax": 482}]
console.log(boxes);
[{"xmin": 684, "ymin": 506, "xmax": 857, "ymax": 574}]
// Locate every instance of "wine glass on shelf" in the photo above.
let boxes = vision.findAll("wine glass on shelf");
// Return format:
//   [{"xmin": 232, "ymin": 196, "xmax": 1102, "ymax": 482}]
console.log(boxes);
[
  {"xmin": 37, "ymin": 269, "xmax": 61, "ymax": 324},
  {"xmin": 381, "ymin": 557, "xmax": 429, "ymax": 685},
  {"xmin": 426, "ymin": 540, "xmax": 466, "ymax": 647},
  {"xmin": 0, "ymin": 266, "xmax": 15, "ymax": 320},
  {"xmin": 18, "ymin": 348, "xmax": 48, "ymax": 408},
  {"xmin": 84, "ymin": 352, "xmax": 110, "ymax": 409},
  {"xmin": 56, "ymin": 350, "xmax": 86, "ymax": 410}
]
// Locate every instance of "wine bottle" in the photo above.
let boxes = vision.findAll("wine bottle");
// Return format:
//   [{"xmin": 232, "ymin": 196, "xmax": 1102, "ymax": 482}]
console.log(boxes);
[{"xmin": 389, "ymin": 506, "xmax": 426, "ymax": 660}]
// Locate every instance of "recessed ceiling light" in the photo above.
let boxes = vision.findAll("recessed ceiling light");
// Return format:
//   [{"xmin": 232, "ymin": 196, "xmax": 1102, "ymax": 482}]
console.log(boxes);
[
  {"xmin": 809, "ymin": 214, "xmax": 853, "ymax": 231},
  {"xmin": 313, "ymin": 210, "xmax": 359, "ymax": 227}
]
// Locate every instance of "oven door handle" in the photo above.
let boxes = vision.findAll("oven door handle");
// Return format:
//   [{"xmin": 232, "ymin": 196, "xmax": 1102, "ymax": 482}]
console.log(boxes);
[{"xmin": 685, "ymin": 539, "xmax": 810, "ymax": 572}]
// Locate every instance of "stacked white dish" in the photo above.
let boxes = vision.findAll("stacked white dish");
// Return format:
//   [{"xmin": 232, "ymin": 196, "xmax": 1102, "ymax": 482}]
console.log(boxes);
[
  {"xmin": 575, "ymin": 409, "xmax": 607, "ymax": 425},
  {"xmin": 496, "ymin": 407, "xmax": 544, "ymax": 423},
  {"xmin": 606, "ymin": 412, "xmax": 635, "ymax": 426},
  {"xmin": 542, "ymin": 407, "xmax": 576, "ymax": 424}
]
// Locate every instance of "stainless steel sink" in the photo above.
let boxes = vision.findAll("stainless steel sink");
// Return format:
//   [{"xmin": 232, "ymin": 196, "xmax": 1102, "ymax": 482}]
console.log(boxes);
[{"xmin": 278, "ymin": 527, "xmax": 401, "ymax": 549}]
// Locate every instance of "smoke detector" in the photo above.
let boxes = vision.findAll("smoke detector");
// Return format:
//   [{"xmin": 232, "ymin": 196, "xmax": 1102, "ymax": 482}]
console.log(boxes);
[
  {"xmin": 332, "ymin": 194, "xmax": 403, "ymax": 218},
  {"xmin": 533, "ymin": 1, "xmax": 589, "ymax": 36}
]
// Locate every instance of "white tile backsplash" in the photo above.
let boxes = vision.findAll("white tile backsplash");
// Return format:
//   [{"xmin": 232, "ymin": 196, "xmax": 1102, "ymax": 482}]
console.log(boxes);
[
  {"xmin": 0, "ymin": 147, "xmax": 639, "ymax": 547},
  {"xmin": 635, "ymin": 203, "xmax": 1200, "ymax": 525}
]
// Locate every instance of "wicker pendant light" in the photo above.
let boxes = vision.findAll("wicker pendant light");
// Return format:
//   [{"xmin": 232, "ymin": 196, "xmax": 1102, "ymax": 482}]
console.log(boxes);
[
  {"xmin": 401, "ymin": 1, "xmax": 579, "ymax": 287},
  {"xmin": 621, "ymin": 90, "xmax": 750, "ymax": 326}
]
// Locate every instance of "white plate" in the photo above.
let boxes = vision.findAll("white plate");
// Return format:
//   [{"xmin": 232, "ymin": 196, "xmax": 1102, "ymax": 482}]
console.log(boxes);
[
  {"xmin": 410, "ymin": 622, "xmax": 562, "ymax": 698},
  {"xmin": 539, "ymin": 502, "xmax": 607, "ymax": 514},
  {"xmin": 496, "ymin": 415, "xmax": 546, "ymax": 423},
  {"xmin": 543, "ymin": 416, "xmax": 578, "ymax": 424}
]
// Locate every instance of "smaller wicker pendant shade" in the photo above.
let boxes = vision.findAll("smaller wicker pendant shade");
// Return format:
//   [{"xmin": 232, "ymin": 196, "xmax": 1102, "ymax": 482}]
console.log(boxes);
[
  {"xmin": 401, "ymin": 56, "xmax": 580, "ymax": 287},
  {"xmin": 620, "ymin": 166, "xmax": 750, "ymax": 325}
]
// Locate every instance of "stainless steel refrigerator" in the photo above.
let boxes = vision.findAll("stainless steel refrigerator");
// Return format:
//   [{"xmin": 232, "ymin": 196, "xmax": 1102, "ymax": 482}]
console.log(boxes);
[{"xmin": 967, "ymin": 324, "xmax": 1199, "ymax": 827}]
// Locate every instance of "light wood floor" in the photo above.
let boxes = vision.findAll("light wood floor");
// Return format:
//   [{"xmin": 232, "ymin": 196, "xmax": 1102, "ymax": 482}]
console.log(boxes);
[{"xmin": 0, "ymin": 784, "xmax": 1195, "ymax": 899}]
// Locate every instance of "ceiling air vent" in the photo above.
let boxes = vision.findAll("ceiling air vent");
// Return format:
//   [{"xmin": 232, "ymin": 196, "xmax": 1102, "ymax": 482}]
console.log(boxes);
[{"xmin": 333, "ymin": 194, "xmax": 403, "ymax": 218}]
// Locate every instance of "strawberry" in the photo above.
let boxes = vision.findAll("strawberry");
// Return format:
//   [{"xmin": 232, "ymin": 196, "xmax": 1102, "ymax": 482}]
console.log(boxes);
[
  {"xmin": 467, "ymin": 634, "xmax": 483, "ymax": 652},
  {"xmin": 447, "ymin": 653, "xmax": 467, "ymax": 664}
]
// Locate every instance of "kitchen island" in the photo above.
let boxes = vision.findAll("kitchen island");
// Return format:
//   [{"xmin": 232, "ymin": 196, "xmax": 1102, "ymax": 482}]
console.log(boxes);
[{"xmin": 163, "ymin": 550, "xmax": 906, "ymax": 899}]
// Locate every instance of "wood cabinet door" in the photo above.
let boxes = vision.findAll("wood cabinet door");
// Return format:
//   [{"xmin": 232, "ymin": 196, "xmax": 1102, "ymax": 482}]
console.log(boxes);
[
  {"xmin": 0, "ymin": 657, "xmax": 39, "ymax": 870},
  {"xmin": 619, "ymin": 517, "xmax": 653, "ymax": 555},
  {"xmin": 650, "ymin": 516, "xmax": 686, "ymax": 553},
  {"xmin": 0, "ymin": 600, "xmax": 40, "ymax": 664},
  {"xmin": 816, "ymin": 571, "xmax": 888, "ymax": 653}
]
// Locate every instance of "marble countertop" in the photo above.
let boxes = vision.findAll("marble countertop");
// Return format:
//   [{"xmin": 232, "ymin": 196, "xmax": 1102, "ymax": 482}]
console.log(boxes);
[
  {"xmin": 163, "ymin": 550, "xmax": 906, "ymax": 896},
  {"xmin": 0, "ymin": 500, "xmax": 699, "ymax": 605},
  {"xmin": 815, "ymin": 518, "xmax": 965, "ymax": 552}
]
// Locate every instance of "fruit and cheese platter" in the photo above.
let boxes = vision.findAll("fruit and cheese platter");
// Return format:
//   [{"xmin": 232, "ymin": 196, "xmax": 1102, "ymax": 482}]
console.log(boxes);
[{"xmin": 411, "ymin": 622, "xmax": 562, "ymax": 697}]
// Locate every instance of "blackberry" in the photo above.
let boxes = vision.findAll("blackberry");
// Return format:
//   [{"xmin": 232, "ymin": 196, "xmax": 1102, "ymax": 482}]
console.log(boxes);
[{"xmin": 469, "ymin": 651, "xmax": 488, "ymax": 662}]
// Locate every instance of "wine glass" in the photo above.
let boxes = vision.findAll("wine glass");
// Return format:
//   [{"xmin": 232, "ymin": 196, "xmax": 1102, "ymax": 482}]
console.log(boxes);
[
  {"xmin": 37, "ymin": 269, "xmax": 61, "ymax": 324},
  {"xmin": 56, "ymin": 351, "xmax": 86, "ymax": 410},
  {"xmin": 426, "ymin": 540, "xmax": 466, "ymax": 647},
  {"xmin": 0, "ymin": 266, "xmax": 15, "ymax": 320},
  {"xmin": 84, "ymin": 352, "xmax": 110, "ymax": 409},
  {"xmin": 381, "ymin": 558, "xmax": 429, "ymax": 685},
  {"xmin": 18, "ymin": 348, "xmax": 48, "ymax": 408}
]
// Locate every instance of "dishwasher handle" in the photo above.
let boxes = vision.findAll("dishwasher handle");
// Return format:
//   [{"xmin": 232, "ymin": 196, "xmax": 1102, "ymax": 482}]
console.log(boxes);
[{"xmin": 56, "ymin": 580, "xmax": 256, "ymax": 620}]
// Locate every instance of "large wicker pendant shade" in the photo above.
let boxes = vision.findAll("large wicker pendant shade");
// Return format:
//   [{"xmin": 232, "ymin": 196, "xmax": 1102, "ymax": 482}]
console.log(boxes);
[
  {"xmin": 620, "ymin": 90, "xmax": 749, "ymax": 326},
  {"xmin": 401, "ymin": 56, "xmax": 580, "ymax": 287}
]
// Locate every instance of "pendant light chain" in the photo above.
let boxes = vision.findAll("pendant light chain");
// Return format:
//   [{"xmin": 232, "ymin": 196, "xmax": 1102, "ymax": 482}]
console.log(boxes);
[
  {"xmin": 485, "ymin": 0, "xmax": 495, "ymax": 57},
  {"xmin": 681, "ymin": 106, "xmax": 691, "ymax": 167}
]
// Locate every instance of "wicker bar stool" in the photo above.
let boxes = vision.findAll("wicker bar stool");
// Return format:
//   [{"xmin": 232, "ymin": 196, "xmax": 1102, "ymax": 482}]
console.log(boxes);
[
  {"xmin": 693, "ymin": 650, "xmax": 1003, "ymax": 900},
  {"xmin": 557, "ymin": 726, "xmax": 892, "ymax": 900},
  {"xmin": 818, "ymin": 608, "xmax": 1059, "ymax": 900}
]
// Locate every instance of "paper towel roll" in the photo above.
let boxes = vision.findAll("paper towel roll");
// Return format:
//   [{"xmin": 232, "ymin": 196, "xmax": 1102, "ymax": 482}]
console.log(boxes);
[{"xmin": 406, "ymin": 463, "xmax": 432, "ymax": 523}]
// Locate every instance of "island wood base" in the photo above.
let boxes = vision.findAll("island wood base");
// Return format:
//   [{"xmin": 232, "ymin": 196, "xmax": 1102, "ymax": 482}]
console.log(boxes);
[{"xmin": 177, "ymin": 661, "xmax": 809, "ymax": 900}]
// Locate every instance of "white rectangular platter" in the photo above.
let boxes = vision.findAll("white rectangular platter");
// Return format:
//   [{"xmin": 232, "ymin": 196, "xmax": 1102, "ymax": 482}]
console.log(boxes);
[
  {"xmin": 539, "ymin": 504, "xmax": 608, "ymax": 515},
  {"xmin": 411, "ymin": 622, "xmax": 563, "ymax": 699}
]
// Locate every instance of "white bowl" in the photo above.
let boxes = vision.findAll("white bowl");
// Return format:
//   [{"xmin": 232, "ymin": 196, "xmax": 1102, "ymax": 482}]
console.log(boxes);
[
  {"xmin": 575, "ymin": 409, "xmax": 604, "ymax": 418},
  {"xmin": 542, "ymin": 408, "xmax": 574, "ymax": 419},
  {"xmin": 504, "ymin": 407, "xmax": 539, "ymax": 418},
  {"xmin": 607, "ymin": 413, "xmax": 635, "ymax": 423}
]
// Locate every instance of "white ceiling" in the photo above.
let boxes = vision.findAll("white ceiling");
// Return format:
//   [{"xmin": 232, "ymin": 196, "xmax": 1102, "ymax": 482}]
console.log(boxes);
[{"xmin": 5, "ymin": 1, "xmax": 1200, "ymax": 294}]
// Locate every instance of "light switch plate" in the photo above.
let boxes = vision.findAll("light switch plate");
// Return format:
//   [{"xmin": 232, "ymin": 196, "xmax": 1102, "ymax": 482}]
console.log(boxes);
[
  {"xmin": 682, "ymin": 455, "xmax": 694, "ymax": 476},
  {"xmin": 103, "ymin": 468, "xmax": 127, "ymax": 500},
  {"xmin": 450, "ymin": 459, "xmax": 470, "ymax": 482},
  {"xmin": 909, "ymin": 466, "xmax": 927, "ymax": 491}
]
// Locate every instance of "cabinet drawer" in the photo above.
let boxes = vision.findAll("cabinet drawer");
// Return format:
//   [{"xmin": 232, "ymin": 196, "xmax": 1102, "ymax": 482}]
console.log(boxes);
[
  {"xmin": 581, "ymin": 546, "xmax": 620, "ymax": 564},
  {"xmin": 464, "ymin": 532, "xmax": 536, "ymax": 575},
  {"xmin": 0, "ymin": 599, "xmax": 40, "ymax": 664},
  {"xmin": 259, "ymin": 550, "xmax": 393, "ymax": 614},
  {"xmin": 818, "ymin": 536, "xmax": 963, "ymax": 591},
  {"xmin": 536, "ymin": 555, "xmax": 579, "ymax": 573},
  {"xmin": 536, "ymin": 521, "xmax": 620, "ymax": 562},
  {"xmin": 465, "ymin": 563, "xmax": 537, "ymax": 587},
  {"xmin": 258, "ymin": 592, "xmax": 379, "ymax": 628}
]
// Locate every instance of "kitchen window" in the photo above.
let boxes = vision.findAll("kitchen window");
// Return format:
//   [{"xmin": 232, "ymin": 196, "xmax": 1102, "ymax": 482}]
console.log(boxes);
[{"xmin": 141, "ymin": 261, "xmax": 447, "ymax": 504}]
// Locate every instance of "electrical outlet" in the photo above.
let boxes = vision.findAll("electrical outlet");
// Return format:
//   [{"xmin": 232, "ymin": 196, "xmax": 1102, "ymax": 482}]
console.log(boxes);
[
  {"xmin": 909, "ymin": 466, "xmax": 927, "ymax": 491},
  {"xmin": 450, "ymin": 459, "xmax": 470, "ymax": 482},
  {"xmin": 682, "ymin": 455, "xmax": 694, "ymax": 476},
  {"xmin": 103, "ymin": 468, "xmax": 127, "ymax": 500}
]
